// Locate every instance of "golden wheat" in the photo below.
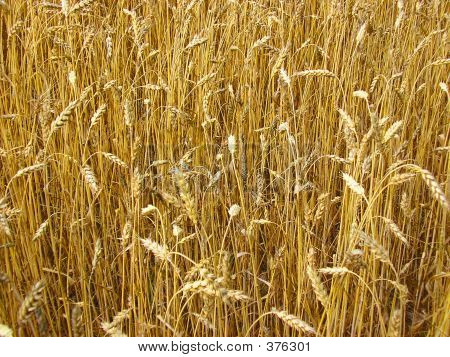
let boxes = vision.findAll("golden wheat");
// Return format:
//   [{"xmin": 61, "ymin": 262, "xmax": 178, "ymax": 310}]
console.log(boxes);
[{"xmin": 1, "ymin": 0, "xmax": 448, "ymax": 338}]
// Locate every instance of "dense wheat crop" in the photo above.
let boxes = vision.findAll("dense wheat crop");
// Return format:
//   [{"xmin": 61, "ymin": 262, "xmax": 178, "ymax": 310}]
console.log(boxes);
[{"xmin": 0, "ymin": 0, "xmax": 449, "ymax": 337}]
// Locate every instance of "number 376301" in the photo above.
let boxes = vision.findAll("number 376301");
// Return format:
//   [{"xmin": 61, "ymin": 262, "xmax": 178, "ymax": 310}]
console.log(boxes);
[{"xmin": 266, "ymin": 341, "xmax": 310, "ymax": 352}]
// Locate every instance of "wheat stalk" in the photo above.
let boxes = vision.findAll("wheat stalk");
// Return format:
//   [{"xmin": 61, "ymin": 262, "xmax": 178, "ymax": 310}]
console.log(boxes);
[
  {"xmin": 71, "ymin": 305, "xmax": 83, "ymax": 337},
  {"xmin": 0, "ymin": 213, "xmax": 11, "ymax": 237},
  {"xmin": 388, "ymin": 309, "xmax": 402, "ymax": 337},
  {"xmin": 185, "ymin": 34, "xmax": 208, "ymax": 51},
  {"xmin": 306, "ymin": 250, "xmax": 328, "ymax": 307},
  {"xmin": 89, "ymin": 239, "xmax": 102, "ymax": 280},
  {"xmin": 271, "ymin": 308, "xmax": 316, "ymax": 335},
  {"xmin": 383, "ymin": 120, "xmax": 403, "ymax": 143},
  {"xmin": 174, "ymin": 169, "xmax": 197, "ymax": 224},
  {"xmin": 409, "ymin": 165, "xmax": 449, "ymax": 211},
  {"xmin": 32, "ymin": 219, "xmax": 49, "ymax": 242},
  {"xmin": 353, "ymin": 90, "xmax": 369, "ymax": 100},
  {"xmin": 101, "ymin": 308, "xmax": 131, "ymax": 336},
  {"xmin": 18, "ymin": 280, "xmax": 46, "ymax": 325},
  {"xmin": 270, "ymin": 45, "xmax": 289, "ymax": 79},
  {"xmin": 389, "ymin": 173, "xmax": 416, "ymax": 185},
  {"xmin": 0, "ymin": 324, "xmax": 13, "ymax": 337},
  {"xmin": 70, "ymin": 0, "xmax": 95, "ymax": 14},
  {"xmin": 382, "ymin": 217, "xmax": 409, "ymax": 246},
  {"xmin": 192, "ymin": 313, "xmax": 215, "ymax": 331},
  {"xmin": 89, "ymin": 104, "xmax": 107, "ymax": 129},
  {"xmin": 342, "ymin": 172, "xmax": 366, "ymax": 198},
  {"xmin": 358, "ymin": 230, "xmax": 392, "ymax": 265},
  {"xmin": 356, "ymin": 22, "xmax": 367, "ymax": 47},
  {"xmin": 50, "ymin": 87, "xmax": 90, "ymax": 134},
  {"xmin": 318, "ymin": 267, "xmax": 351, "ymax": 276},
  {"xmin": 293, "ymin": 69, "xmax": 336, "ymax": 78},
  {"xmin": 12, "ymin": 163, "xmax": 46, "ymax": 180},
  {"xmin": 81, "ymin": 165, "xmax": 99, "ymax": 195},
  {"xmin": 102, "ymin": 152, "xmax": 128, "ymax": 168},
  {"xmin": 141, "ymin": 238, "xmax": 171, "ymax": 263}
]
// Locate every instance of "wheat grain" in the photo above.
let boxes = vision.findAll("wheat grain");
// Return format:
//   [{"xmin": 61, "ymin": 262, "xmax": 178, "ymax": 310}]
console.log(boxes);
[
  {"xmin": 383, "ymin": 120, "xmax": 403, "ymax": 143},
  {"xmin": 279, "ymin": 68, "xmax": 290, "ymax": 86},
  {"xmin": 12, "ymin": 163, "xmax": 46, "ymax": 180},
  {"xmin": 337, "ymin": 108, "xmax": 356, "ymax": 133},
  {"xmin": 353, "ymin": 90, "xmax": 369, "ymax": 100},
  {"xmin": 318, "ymin": 267, "xmax": 351, "ymax": 275},
  {"xmin": 388, "ymin": 309, "xmax": 402, "ymax": 337},
  {"xmin": 18, "ymin": 280, "xmax": 46, "ymax": 325},
  {"xmin": 271, "ymin": 308, "xmax": 316, "ymax": 335},
  {"xmin": 306, "ymin": 249, "xmax": 328, "ymax": 307},
  {"xmin": 325, "ymin": 155, "xmax": 351, "ymax": 165},
  {"xmin": 382, "ymin": 217, "xmax": 409, "ymax": 246},
  {"xmin": 0, "ymin": 324, "xmax": 13, "ymax": 337},
  {"xmin": 70, "ymin": 0, "xmax": 94, "ymax": 13},
  {"xmin": 101, "ymin": 308, "xmax": 131, "ymax": 336},
  {"xmin": 390, "ymin": 173, "xmax": 416, "ymax": 185},
  {"xmin": 342, "ymin": 172, "xmax": 365, "ymax": 198},
  {"xmin": 250, "ymin": 35, "xmax": 271, "ymax": 51},
  {"xmin": 293, "ymin": 69, "xmax": 335, "ymax": 78},
  {"xmin": 174, "ymin": 169, "xmax": 197, "ymax": 224},
  {"xmin": 61, "ymin": 0, "xmax": 69, "ymax": 16},
  {"xmin": 227, "ymin": 135, "xmax": 236, "ymax": 155},
  {"xmin": 81, "ymin": 165, "xmax": 99, "ymax": 195},
  {"xmin": 0, "ymin": 272, "xmax": 9, "ymax": 283},
  {"xmin": 185, "ymin": 34, "xmax": 208, "ymax": 51},
  {"xmin": 192, "ymin": 313, "xmax": 215, "ymax": 331},
  {"xmin": 355, "ymin": 21, "xmax": 367, "ymax": 47},
  {"xmin": 32, "ymin": 219, "xmax": 49, "ymax": 242},
  {"xmin": 271, "ymin": 45, "xmax": 289, "ymax": 79},
  {"xmin": 89, "ymin": 104, "xmax": 107, "ymax": 128},
  {"xmin": 358, "ymin": 230, "xmax": 391, "ymax": 265},
  {"xmin": 71, "ymin": 305, "xmax": 83, "ymax": 337},
  {"xmin": 50, "ymin": 88, "xmax": 90, "ymax": 133},
  {"xmin": 410, "ymin": 165, "xmax": 449, "ymax": 211},
  {"xmin": 102, "ymin": 152, "xmax": 128, "ymax": 168},
  {"xmin": 141, "ymin": 238, "xmax": 171, "ymax": 263},
  {"xmin": 0, "ymin": 213, "xmax": 11, "ymax": 237},
  {"xmin": 90, "ymin": 239, "xmax": 102, "ymax": 279},
  {"xmin": 141, "ymin": 204, "xmax": 158, "ymax": 215}
]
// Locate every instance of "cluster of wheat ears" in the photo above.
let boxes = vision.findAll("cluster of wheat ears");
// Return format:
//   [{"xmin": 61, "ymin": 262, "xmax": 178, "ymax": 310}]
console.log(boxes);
[{"xmin": 0, "ymin": 0, "xmax": 448, "ymax": 337}]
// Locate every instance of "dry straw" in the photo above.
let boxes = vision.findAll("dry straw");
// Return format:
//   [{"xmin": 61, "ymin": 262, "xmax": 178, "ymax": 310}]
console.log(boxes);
[{"xmin": 1, "ymin": 0, "xmax": 448, "ymax": 338}]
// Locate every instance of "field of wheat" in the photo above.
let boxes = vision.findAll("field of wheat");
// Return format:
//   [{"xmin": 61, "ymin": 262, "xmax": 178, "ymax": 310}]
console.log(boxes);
[{"xmin": 0, "ymin": 0, "xmax": 448, "ymax": 337}]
